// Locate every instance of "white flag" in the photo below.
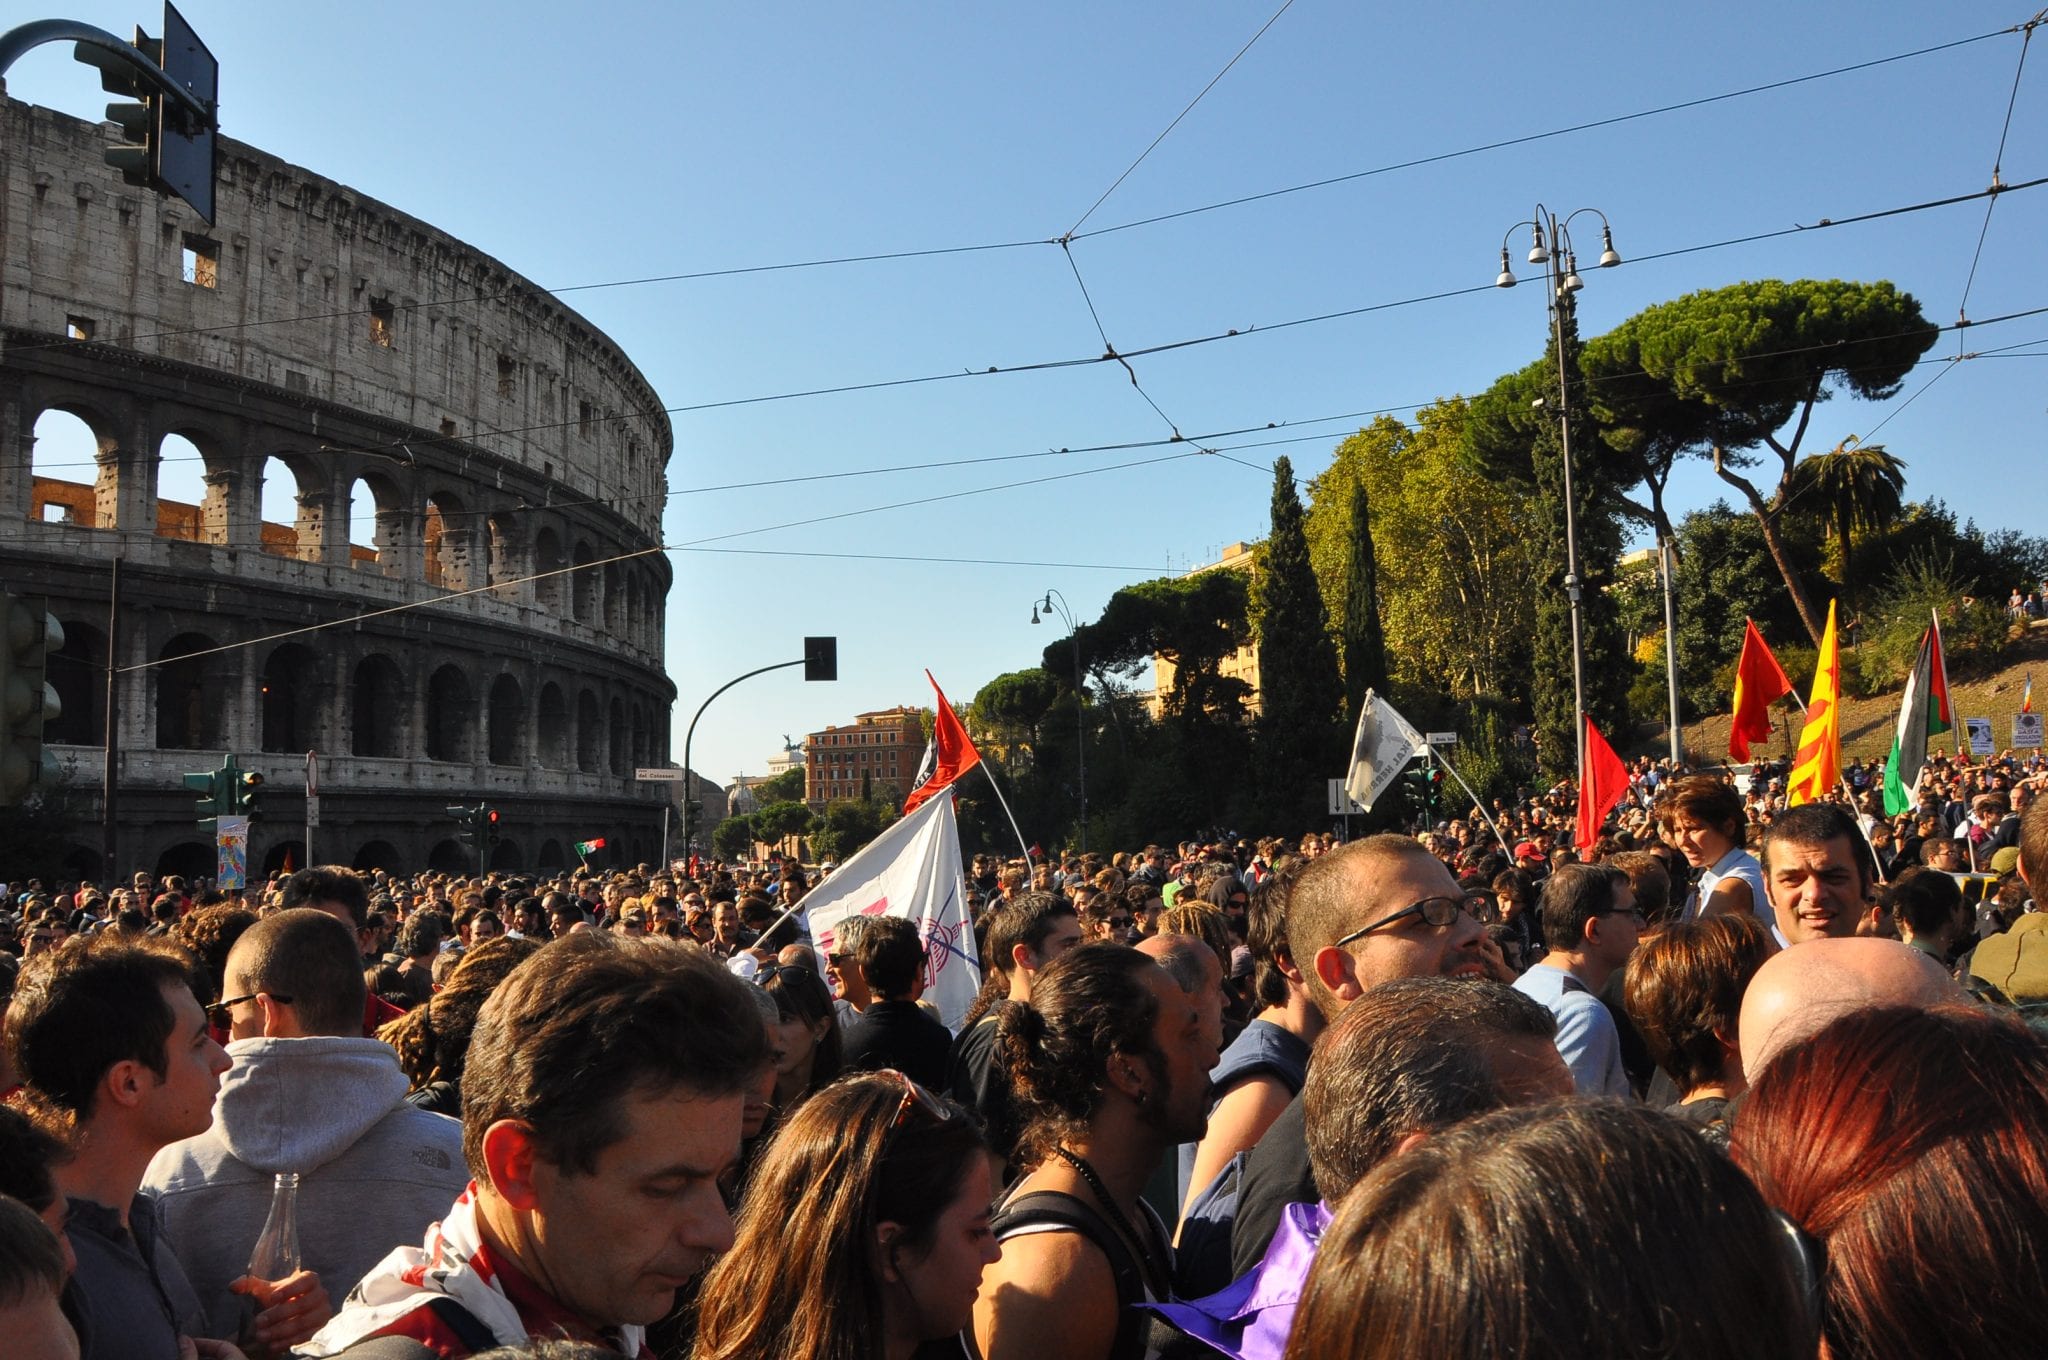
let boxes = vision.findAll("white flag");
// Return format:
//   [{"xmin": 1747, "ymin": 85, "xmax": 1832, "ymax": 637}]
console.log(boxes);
[
  {"xmin": 1344, "ymin": 689, "xmax": 1427, "ymax": 812},
  {"xmin": 802, "ymin": 791, "xmax": 981, "ymax": 1030}
]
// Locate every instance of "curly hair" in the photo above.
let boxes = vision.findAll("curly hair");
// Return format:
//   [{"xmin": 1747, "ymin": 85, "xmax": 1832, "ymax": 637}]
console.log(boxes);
[
  {"xmin": 996, "ymin": 942, "xmax": 1161, "ymax": 1165},
  {"xmin": 378, "ymin": 935, "xmax": 542, "ymax": 1094},
  {"xmin": 172, "ymin": 905, "xmax": 259, "ymax": 1006}
]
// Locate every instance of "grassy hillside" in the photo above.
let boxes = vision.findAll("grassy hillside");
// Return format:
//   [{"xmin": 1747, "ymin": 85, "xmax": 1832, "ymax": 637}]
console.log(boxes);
[{"xmin": 1673, "ymin": 625, "xmax": 2048, "ymax": 766}]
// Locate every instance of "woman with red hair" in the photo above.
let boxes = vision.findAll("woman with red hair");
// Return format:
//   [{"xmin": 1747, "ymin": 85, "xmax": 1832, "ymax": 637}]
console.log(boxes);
[{"xmin": 1731, "ymin": 1004, "xmax": 2048, "ymax": 1360}]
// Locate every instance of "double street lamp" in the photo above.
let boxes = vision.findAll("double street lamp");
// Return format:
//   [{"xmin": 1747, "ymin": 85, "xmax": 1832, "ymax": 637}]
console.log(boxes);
[
  {"xmin": 1031, "ymin": 589, "xmax": 1087, "ymax": 853},
  {"xmin": 1495, "ymin": 206, "xmax": 1620, "ymax": 790}
]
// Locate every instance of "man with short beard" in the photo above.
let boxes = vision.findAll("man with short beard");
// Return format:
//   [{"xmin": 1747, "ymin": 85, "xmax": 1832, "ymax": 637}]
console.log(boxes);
[{"xmin": 972, "ymin": 944, "xmax": 1218, "ymax": 1360}]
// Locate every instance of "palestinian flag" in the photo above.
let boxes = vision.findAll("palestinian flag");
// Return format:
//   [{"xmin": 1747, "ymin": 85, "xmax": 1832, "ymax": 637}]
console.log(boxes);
[{"xmin": 1881, "ymin": 610, "xmax": 1954, "ymax": 816}]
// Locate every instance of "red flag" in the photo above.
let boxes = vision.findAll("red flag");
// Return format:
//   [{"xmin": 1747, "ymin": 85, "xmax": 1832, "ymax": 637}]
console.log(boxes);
[
  {"xmin": 1729, "ymin": 618, "xmax": 1795, "ymax": 762},
  {"xmin": 1576, "ymin": 719, "xmax": 1631, "ymax": 849},
  {"xmin": 902, "ymin": 671, "xmax": 983, "ymax": 815}
]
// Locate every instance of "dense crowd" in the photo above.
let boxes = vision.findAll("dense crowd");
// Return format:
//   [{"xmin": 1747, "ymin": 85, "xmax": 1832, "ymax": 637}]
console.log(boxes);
[{"xmin": 2, "ymin": 754, "xmax": 2047, "ymax": 1359}]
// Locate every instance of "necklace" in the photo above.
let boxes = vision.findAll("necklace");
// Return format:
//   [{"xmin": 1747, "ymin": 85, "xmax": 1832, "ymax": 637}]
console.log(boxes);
[{"xmin": 1049, "ymin": 1145, "xmax": 1168, "ymax": 1298}]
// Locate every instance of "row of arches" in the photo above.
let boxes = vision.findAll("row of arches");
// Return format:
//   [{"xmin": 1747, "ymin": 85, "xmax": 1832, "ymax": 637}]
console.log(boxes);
[
  {"xmin": 24, "ymin": 406, "xmax": 665, "ymax": 653},
  {"xmin": 131, "ymin": 832, "xmax": 661, "ymax": 882},
  {"xmin": 45, "ymin": 621, "xmax": 668, "ymax": 775}
]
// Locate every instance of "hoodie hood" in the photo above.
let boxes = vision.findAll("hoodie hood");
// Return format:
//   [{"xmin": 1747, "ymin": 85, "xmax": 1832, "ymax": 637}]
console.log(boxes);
[{"xmin": 215, "ymin": 1036, "xmax": 411, "ymax": 1173}]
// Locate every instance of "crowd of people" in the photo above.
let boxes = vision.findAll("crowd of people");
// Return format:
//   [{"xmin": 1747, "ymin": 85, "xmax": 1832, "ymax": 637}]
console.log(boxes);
[{"xmin": 2, "ymin": 752, "xmax": 2047, "ymax": 1359}]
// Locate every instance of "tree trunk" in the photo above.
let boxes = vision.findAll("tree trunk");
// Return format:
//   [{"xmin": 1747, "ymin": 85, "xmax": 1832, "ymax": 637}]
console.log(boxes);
[{"xmin": 1712, "ymin": 447, "xmax": 1826, "ymax": 647}]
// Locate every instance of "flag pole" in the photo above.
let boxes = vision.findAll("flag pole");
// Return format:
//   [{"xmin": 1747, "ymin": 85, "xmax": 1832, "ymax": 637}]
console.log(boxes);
[
  {"xmin": 1782, "ymin": 688, "xmax": 1889, "ymax": 884},
  {"xmin": 1434, "ymin": 749, "xmax": 1512, "ymax": 858},
  {"xmin": 976, "ymin": 760, "xmax": 1035, "ymax": 871}
]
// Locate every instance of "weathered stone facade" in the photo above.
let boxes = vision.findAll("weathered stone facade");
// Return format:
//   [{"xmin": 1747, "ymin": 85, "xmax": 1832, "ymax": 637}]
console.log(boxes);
[{"xmin": 0, "ymin": 91, "xmax": 675, "ymax": 880}]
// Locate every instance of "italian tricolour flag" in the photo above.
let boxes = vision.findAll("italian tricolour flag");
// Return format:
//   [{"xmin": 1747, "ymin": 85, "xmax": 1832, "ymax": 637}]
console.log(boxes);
[{"xmin": 1881, "ymin": 610, "xmax": 1954, "ymax": 817}]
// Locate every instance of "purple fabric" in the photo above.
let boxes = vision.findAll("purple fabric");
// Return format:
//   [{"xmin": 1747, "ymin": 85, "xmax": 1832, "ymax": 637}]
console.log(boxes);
[{"xmin": 1146, "ymin": 1200, "xmax": 1330, "ymax": 1360}]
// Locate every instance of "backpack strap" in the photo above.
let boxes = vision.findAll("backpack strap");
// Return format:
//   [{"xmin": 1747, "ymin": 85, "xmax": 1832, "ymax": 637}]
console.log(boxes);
[
  {"xmin": 990, "ymin": 1190, "xmax": 1152, "ymax": 1360},
  {"xmin": 329, "ymin": 1296, "xmax": 502, "ymax": 1359}
]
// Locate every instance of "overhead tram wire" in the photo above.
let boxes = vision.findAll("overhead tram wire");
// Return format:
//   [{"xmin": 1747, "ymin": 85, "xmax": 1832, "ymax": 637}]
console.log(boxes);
[
  {"xmin": 4, "ymin": 21, "xmax": 2014, "ymax": 371},
  {"xmin": 110, "ymin": 448, "xmax": 1207, "ymax": 677},
  {"xmin": 1064, "ymin": 0, "xmax": 1298, "ymax": 239},
  {"xmin": 38, "ymin": 296, "xmax": 2048, "ymax": 516},
  {"xmin": 1957, "ymin": 8, "xmax": 2041, "ymax": 331},
  {"xmin": 1068, "ymin": 23, "xmax": 2022, "ymax": 241}
]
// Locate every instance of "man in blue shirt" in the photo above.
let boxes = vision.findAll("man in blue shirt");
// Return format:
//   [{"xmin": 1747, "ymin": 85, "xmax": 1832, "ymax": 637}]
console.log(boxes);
[{"xmin": 1511, "ymin": 862, "xmax": 1642, "ymax": 1097}]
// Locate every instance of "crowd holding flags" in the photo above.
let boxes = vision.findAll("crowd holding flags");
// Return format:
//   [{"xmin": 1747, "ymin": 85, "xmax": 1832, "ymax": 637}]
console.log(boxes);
[
  {"xmin": 1881, "ymin": 610, "xmax": 1956, "ymax": 816},
  {"xmin": 1786, "ymin": 601, "xmax": 1844, "ymax": 807}
]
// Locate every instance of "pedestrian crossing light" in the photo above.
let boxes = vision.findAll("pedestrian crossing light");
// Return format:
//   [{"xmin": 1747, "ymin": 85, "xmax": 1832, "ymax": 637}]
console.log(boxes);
[{"xmin": 0, "ymin": 593, "xmax": 63, "ymax": 808}]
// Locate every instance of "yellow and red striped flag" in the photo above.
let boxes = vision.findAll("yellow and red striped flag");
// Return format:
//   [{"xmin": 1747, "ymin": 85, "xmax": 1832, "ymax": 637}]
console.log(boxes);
[{"xmin": 1787, "ymin": 600, "xmax": 1842, "ymax": 807}]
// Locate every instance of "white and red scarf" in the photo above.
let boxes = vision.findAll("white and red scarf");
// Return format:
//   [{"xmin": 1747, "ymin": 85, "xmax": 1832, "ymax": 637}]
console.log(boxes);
[{"xmin": 295, "ymin": 1182, "xmax": 644, "ymax": 1356}]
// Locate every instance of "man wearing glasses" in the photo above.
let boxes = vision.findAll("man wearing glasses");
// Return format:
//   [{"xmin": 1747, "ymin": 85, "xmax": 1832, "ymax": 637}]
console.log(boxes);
[
  {"xmin": 1223, "ymin": 835, "xmax": 1491, "ymax": 1282},
  {"xmin": 1510, "ymin": 862, "xmax": 1641, "ymax": 1097},
  {"xmin": 145, "ymin": 909, "xmax": 464, "ymax": 1346}
]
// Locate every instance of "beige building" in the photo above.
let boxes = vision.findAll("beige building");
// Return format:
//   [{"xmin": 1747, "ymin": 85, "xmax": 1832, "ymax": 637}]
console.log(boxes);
[{"xmin": 1148, "ymin": 542, "xmax": 1263, "ymax": 719}]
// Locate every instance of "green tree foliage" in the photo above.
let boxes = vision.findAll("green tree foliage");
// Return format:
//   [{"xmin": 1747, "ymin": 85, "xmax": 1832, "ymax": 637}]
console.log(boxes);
[
  {"xmin": 809, "ymin": 798, "xmax": 894, "ymax": 862},
  {"xmin": 1053, "ymin": 572, "xmax": 1253, "ymax": 721},
  {"xmin": 1308, "ymin": 401, "xmax": 1540, "ymax": 703},
  {"xmin": 1468, "ymin": 298, "xmax": 1633, "ymax": 779},
  {"xmin": 1858, "ymin": 547, "xmax": 2011, "ymax": 688},
  {"xmin": 752, "ymin": 800, "xmax": 814, "ymax": 845},
  {"xmin": 1340, "ymin": 477, "xmax": 1389, "ymax": 720},
  {"xmin": 1579, "ymin": 278, "xmax": 1937, "ymax": 646},
  {"xmin": 711, "ymin": 813, "xmax": 756, "ymax": 860},
  {"xmin": 1253, "ymin": 456, "xmax": 1345, "ymax": 820},
  {"xmin": 973, "ymin": 668, "xmax": 1061, "ymax": 747},
  {"xmin": 1784, "ymin": 438, "xmax": 1906, "ymax": 611},
  {"xmin": 1671, "ymin": 502, "xmax": 1814, "ymax": 716},
  {"xmin": 753, "ymin": 764, "xmax": 807, "ymax": 805}
]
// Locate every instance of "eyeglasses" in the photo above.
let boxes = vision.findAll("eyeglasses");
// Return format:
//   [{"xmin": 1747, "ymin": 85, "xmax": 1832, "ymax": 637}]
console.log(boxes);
[
  {"xmin": 1332, "ymin": 893, "xmax": 1487, "ymax": 950},
  {"xmin": 879, "ymin": 1068, "xmax": 956, "ymax": 1149},
  {"xmin": 206, "ymin": 991, "xmax": 292, "ymax": 1029},
  {"xmin": 1593, "ymin": 904, "xmax": 1649, "ymax": 924},
  {"xmin": 754, "ymin": 962, "xmax": 819, "ymax": 989},
  {"xmin": 1107, "ymin": 915, "xmax": 1134, "ymax": 929}
]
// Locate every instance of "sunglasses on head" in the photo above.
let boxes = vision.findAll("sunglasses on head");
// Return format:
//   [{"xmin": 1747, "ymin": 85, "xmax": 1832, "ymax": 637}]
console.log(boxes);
[{"xmin": 878, "ymin": 1068, "xmax": 956, "ymax": 1149}]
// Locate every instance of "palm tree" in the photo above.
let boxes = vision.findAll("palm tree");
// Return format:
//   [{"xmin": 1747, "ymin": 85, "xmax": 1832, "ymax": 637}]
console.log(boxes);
[{"xmin": 1785, "ymin": 437, "xmax": 1907, "ymax": 612}]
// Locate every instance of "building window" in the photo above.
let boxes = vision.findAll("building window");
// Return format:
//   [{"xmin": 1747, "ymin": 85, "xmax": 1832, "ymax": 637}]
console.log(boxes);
[
  {"xmin": 498, "ymin": 355, "xmax": 516, "ymax": 397},
  {"xmin": 66, "ymin": 316, "xmax": 95, "ymax": 340},
  {"xmin": 181, "ymin": 235, "xmax": 219, "ymax": 288},
  {"xmin": 579, "ymin": 400, "xmax": 594, "ymax": 437},
  {"xmin": 369, "ymin": 299, "xmax": 395, "ymax": 348}
]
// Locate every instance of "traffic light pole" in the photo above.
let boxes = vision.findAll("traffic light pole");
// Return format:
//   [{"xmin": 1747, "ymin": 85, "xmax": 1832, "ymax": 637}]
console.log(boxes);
[
  {"xmin": 681, "ymin": 658, "xmax": 807, "ymax": 861},
  {"xmin": 102, "ymin": 556, "xmax": 122, "ymax": 878},
  {"xmin": 0, "ymin": 19, "xmax": 207, "ymax": 120}
]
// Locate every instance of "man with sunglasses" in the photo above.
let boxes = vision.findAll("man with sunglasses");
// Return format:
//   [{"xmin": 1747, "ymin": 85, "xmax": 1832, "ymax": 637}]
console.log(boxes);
[
  {"xmin": 145, "ymin": 910, "xmax": 466, "ymax": 1343},
  {"xmin": 1510, "ymin": 862, "xmax": 1641, "ymax": 1097}
]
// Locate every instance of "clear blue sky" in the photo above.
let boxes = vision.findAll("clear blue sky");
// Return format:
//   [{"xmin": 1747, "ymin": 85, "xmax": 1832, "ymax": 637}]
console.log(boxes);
[{"xmin": 9, "ymin": 2, "xmax": 2045, "ymax": 788}]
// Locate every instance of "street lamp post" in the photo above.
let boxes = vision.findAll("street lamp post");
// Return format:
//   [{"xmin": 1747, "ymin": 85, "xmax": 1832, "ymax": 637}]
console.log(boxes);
[
  {"xmin": 1031, "ymin": 590, "xmax": 1087, "ymax": 853},
  {"xmin": 1495, "ymin": 206, "xmax": 1620, "ymax": 792}
]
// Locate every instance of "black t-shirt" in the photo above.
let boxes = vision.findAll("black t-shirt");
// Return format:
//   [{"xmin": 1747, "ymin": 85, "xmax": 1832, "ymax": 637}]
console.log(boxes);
[
  {"xmin": 1229, "ymin": 1094, "xmax": 1316, "ymax": 1280},
  {"xmin": 843, "ymin": 1000, "xmax": 954, "ymax": 1090},
  {"xmin": 947, "ymin": 1002, "xmax": 1022, "ymax": 1168}
]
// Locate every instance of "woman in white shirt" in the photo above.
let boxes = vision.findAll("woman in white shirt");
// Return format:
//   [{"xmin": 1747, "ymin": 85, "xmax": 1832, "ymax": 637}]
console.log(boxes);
[{"xmin": 1657, "ymin": 775, "xmax": 1766, "ymax": 922}]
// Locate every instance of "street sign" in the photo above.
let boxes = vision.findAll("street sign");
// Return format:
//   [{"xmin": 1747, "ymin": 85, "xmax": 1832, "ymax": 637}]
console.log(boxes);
[
  {"xmin": 1426, "ymin": 732, "xmax": 1459, "ymax": 746},
  {"xmin": 636, "ymin": 767, "xmax": 686, "ymax": 781},
  {"xmin": 1327, "ymin": 778, "xmax": 1368, "ymax": 816},
  {"xmin": 305, "ymin": 793, "xmax": 320, "ymax": 828}
]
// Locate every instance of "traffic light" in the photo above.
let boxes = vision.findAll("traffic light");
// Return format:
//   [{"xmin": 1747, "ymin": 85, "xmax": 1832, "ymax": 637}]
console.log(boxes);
[
  {"xmin": 184, "ymin": 767, "xmax": 221, "ymax": 828},
  {"xmin": 70, "ymin": 4, "xmax": 219, "ymax": 223},
  {"xmin": 1, "ymin": 595, "xmax": 64, "ymax": 808},
  {"xmin": 73, "ymin": 29, "xmax": 162, "ymax": 190},
  {"xmin": 449, "ymin": 803, "xmax": 477, "ymax": 853},
  {"xmin": 234, "ymin": 768, "xmax": 264, "ymax": 820},
  {"xmin": 803, "ymin": 636, "xmax": 838, "ymax": 683},
  {"xmin": 481, "ymin": 806, "xmax": 501, "ymax": 849}
]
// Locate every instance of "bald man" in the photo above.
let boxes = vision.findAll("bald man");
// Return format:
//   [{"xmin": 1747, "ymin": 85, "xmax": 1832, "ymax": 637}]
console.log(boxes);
[{"xmin": 1737, "ymin": 937, "xmax": 1964, "ymax": 1077}]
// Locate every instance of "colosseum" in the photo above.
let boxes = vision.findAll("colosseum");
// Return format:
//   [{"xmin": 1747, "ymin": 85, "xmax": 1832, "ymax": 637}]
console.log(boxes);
[{"xmin": 0, "ymin": 89, "xmax": 676, "ymax": 881}]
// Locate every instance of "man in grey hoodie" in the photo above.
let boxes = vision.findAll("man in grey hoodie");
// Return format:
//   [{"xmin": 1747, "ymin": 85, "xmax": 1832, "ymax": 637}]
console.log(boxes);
[{"xmin": 143, "ymin": 909, "xmax": 468, "ymax": 1338}]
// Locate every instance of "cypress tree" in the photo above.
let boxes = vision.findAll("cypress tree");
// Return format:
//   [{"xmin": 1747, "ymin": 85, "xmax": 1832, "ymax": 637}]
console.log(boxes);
[
  {"xmin": 1254, "ymin": 456, "xmax": 1345, "ymax": 825},
  {"xmin": 1340, "ymin": 477, "xmax": 1389, "ymax": 720}
]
